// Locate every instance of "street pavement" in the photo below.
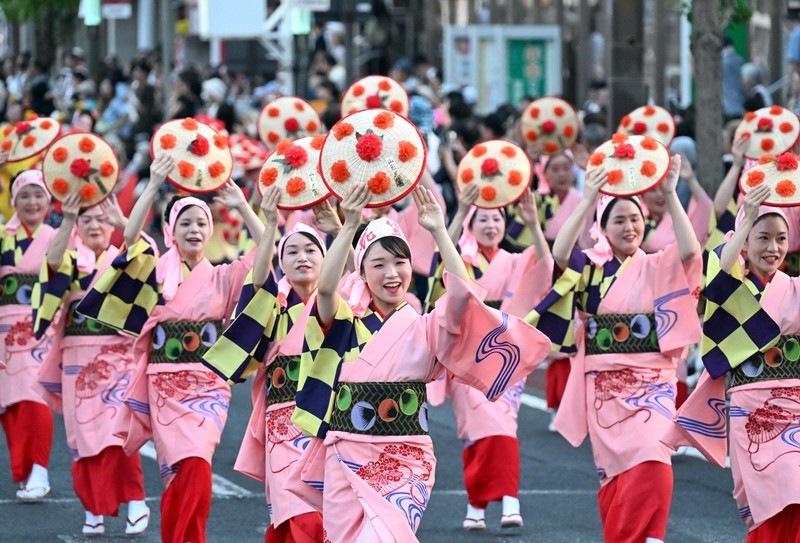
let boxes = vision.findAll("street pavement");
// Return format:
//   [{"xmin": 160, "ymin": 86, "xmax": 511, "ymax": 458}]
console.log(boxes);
[{"xmin": 0, "ymin": 368, "xmax": 747, "ymax": 542}]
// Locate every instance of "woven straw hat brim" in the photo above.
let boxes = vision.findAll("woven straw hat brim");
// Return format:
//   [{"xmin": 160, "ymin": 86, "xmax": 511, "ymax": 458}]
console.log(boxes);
[
  {"xmin": 587, "ymin": 134, "xmax": 671, "ymax": 197},
  {"xmin": 455, "ymin": 140, "xmax": 533, "ymax": 209},
  {"xmin": 3, "ymin": 117, "xmax": 62, "ymax": 163},
  {"xmin": 319, "ymin": 109, "xmax": 426, "ymax": 208},
  {"xmin": 257, "ymin": 136, "xmax": 331, "ymax": 211},
  {"xmin": 257, "ymin": 97, "xmax": 323, "ymax": 150},
  {"xmin": 341, "ymin": 76, "xmax": 410, "ymax": 118},
  {"xmin": 734, "ymin": 106, "xmax": 800, "ymax": 160},
  {"xmin": 151, "ymin": 118, "xmax": 233, "ymax": 193},
  {"xmin": 618, "ymin": 105, "xmax": 676, "ymax": 146},
  {"xmin": 42, "ymin": 133, "xmax": 119, "ymax": 208},
  {"xmin": 520, "ymin": 97, "xmax": 580, "ymax": 155},
  {"xmin": 739, "ymin": 156, "xmax": 800, "ymax": 207}
]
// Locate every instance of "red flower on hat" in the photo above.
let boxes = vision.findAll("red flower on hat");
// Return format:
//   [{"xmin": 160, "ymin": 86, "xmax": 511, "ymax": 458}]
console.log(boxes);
[
  {"xmin": 746, "ymin": 170, "xmax": 765, "ymax": 187},
  {"xmin": 563, "ymin": 125, "xmax": 575, "ymax": 138},
  {"xmin": 99, "ymin": 161, "xmax": 116, "ymax": 177},
  {"xmin": 554, "ymin": 106, "xmax": 565, "ymax": 117},
  {"xmin": 306, "ymin": 120, "xmax": 319, "ymax": 132},
  {"xmin": 356, "ymin": 132, "xmax": 383, "ymax": 161},
  {"xmin": 777, "ymin": 180, "xmax": 797, "ymax": 198},
  {"xmin": 310, "ymin": 134, "xmax": 326, "ymax": 150},
  {"xmin": 1, "ymin": 140, "xmax": 11, "ymax": 151},
  {"xmin": 643, "ymin": 106, "xmax": 656, "ymax": 116},
  {"xmin": 181, "ymin": 118, "xmax": 199, "ymax": 130},
  {"xmin": 2, "ymin": 125, "xmax": 12, "ymax": 137},
  {"xmin": 160, "ymin": 133, "xmax": 177, "ymax": 150},
  {"xmin": 40, "ymin": 120, "xmax": 53, "ymax": 130},
  {"xmin": 294, "ymin": 101, "xmax": 305, "ymax": 111},
  {"xmin": 762, "ymin": 138, "xmax": 775, "ymax": 151},
  {"xmin": 378, "ymin": 79, "xmax": 392, "ymax": 92},
  {"xmin": 366, "ymin": 95, "xmax": 383, "ymax": 109},
  {"xmin": 781, "ymin": 122, "xmax": 795, "ymax": 134},
  {"xmin": 286, "ymin": 177, "xmax": 307, "ymax": 197},
  {"xmin": 757, "ymin": 117, "xmax": 774, "ymax": 132},
  {"xmin": 744, "ymin": 112, "xmax": 757, "ymax": 123},
  {"xmin": 472, "ymin": 144, "xmax": 487, "ymax": 157},
  {"xmin": 333, "ymin": 122, "xmax": 355, "ymax": 141},
  {"xmin": 373, "ymin": 111, "xmax": 395, "ymax": 130},
  {"xmin": 589, "ymin": 152, "xmax": 606, "ymax": 166},
  {"xmin": 14, "ymin": 121, "xmax": 30, "ymax": 135},
  {"xmin": 78, "ymin": 136, "xmax": 95, "ymax": 153},
  {"xmin": 640, "ymin": 160, "xmax": 657, "ymax": 177},
  {"xmin": 352, "ymin": 84, "xmax": 365, "ymax": 97},
  {"xmin": 759, "ymin": 154, "xmax": 776, "ymax": 165},
  {"xmin": 276, "ymin": 140, "xmax": 293, "ymax": 155},
  {"xmin": 178, "ymin": 161, "xmax": 195, "ymax": 179},
  {"xmin": 613, "ymin": 143, "xmax": 636, "ymax": 160},
  {"xmin": 501, "ymin": 145, "xmax": 517, "ymax": 158},
  {"xmin": 640, "ymin": 137, "xmax": 659, "ymax": 151},
  {"xmin": 480, "ymin": 158, "xmax": 500, "ymax": 176},
  {"xmin": 770, "ymin": 105, "xmax": 784, "ymax": 116},
  {"xmin": 529, "ymin": 107, "xmax": 540, "ymax": 119},
  {"xmin": 52, "ymin": 178, "xmax": 69, "ymax": 195},
  {"xmin": 632, "ymin": 122, "xmax": 647, "ymax": 135},
  {"xmin": 330, "ymin": 160, "xmax": 350, "ymax": 182},
  {"xmin": 208, "ymin": 161, "xmax": 226, "ymax": 178},
  {"xmin": 620, "ymin": 115, "xmax": 632, "ymax": 128},
  {"xmin": 541, "ymin": 120, "xmax": 557, "ymax": 134},
  {"xmin": 611, "ymin": 133, "xmax": 628, "ymax": 144},
  {"xmin": 480, "ymin": 186, "xmax": 497, "ymax": 201},
  {"xmin": 607, "ymin": 169, "xmax": 624, "ymax": 185},
  {"xmin": 284, "ymin": 145, "xmax": 309, "ymax": 169},
  {"xmin": 213, "ymin": 134, "xmax": 228, "ymax": 150},
  {"xmin": 776, "ymin": 153, "xmax": 799, "ymax": 171},
  {"xmin": 740, "ymin": 131, "xmax": 752, "ymax": 140},
  {"xmin": 284, "ymin": 118, "xmax": 300, "ymax": 132},
  {"xmin": 398, "ymin": 141, "xmax": 418, "ymax": 162},
  {"xmin": 657, "ymin": 123, "xmax": 670, "ymax": 133},
  {"xmin": 267, "ymin": 131, "xmax": 280, "ymax": 144},
  {"xmin": 544, "ymin": 142, "xmax": 559, "ymax": 153},
  {"xmin": 460, "ymin": 169, "xmax": 474, "ymax": 183},
  {"xmin": 267, "ymin": 107, "xmax": 280, "ymax": 117},
  {"xmin": 508, "ymin": 170, "xmax": 523, "ymax": 186},
  {"xmin": 70, "ymin": 158, "xmax": 91, "ymax": 178},
  {"xmin": 26, "ymin": 113, "xmax": 38, "ymax": 121},
  {"xmin": 260, "ymin": 167, "xmax": 278, "ymax": 186},
  {"xmin": 389, "ymin": 100, "xmax": 404, "ymax": 113},
  {"xmin": 189, "ymin": 135, "xmax": 210, "ymax": 156},
  {"xmin": 367, "ymin": 171, "xmax": 391, "ymax": 194},
  {"xmin": 79, "ymin": 183, "xmax": 98, "ymax": 201},
  {"xmin": 22, "ymin": 135, "xmax": 36, "ymax": 148},
  {"xmin": 526, "ymin": 130, "xmax": 538, "ymax": 141}
]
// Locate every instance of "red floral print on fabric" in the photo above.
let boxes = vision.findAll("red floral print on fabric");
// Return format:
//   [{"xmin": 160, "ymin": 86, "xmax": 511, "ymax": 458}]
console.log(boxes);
[
  {"xmin": 266, "ymin": 405, "xmax": 301, "ymax": 446},
  {"xmin": 75, "ymin": 358, "xmax": 115, "ymax": 399},
  {"xmin": 746, "ymin": 404, "xmax": 793, "ymax": 444},
  {"xmin": 594, "ymin": 369, "xmax": 642, "ymax": 401}
]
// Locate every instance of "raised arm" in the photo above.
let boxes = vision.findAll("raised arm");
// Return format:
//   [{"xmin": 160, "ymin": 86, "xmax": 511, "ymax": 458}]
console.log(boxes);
[
  {"xmin": 663, "ymin": 155, "xmax": 700, "ymax": 262},
  {"xmin": 251, "ymin": 186, "xmax": 280, "ymax": 289},
  {"xmin": 315, "ymin": 184, "xmax": 371, "ymax": 326},
  {"xmin": 213, "ymin": 179, "xmax": 265, "ymax": 242},
  {"xmin": 678, "ymin": 155, "xmax": 709, "ymax": 202},
  {"xmin": 552, "ymin": 167, "xmax": 606, "ymax": 270},
  {"xmin": 719, "ymin": 183, "xmax": 770, "ymax": 273},
  {"xmin": 46, "ymin": 194, "xmax": 81, "ymax": 270},
  {"xmin": 714, "ymin": 135, "xmax": 749, "ymax": 219},
  {"xmin": 447, "ymin": 183, "xmax": 479, "ymax": 244},
  {"xmin": 516, "ymin": 189, "xmax": 548, "ymax": 261},
  {"xmin": 125, "ymin": 154, "xmax": 173, "ymax": 247},
  {"xmin": 414, "ymin": 186, "xmax": 469, "ymax": 283}
]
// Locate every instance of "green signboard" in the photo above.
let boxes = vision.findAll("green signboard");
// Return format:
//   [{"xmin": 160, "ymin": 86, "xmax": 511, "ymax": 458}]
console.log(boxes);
[{"xmin": 507, "ymin": 39, "xmax": 547, "ymax": 102}]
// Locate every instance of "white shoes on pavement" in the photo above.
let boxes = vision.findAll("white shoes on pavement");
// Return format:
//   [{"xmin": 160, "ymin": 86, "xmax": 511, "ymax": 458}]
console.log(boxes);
[
  {"xmin": 463, "ymin": 503, "xmax": 486, "ymax": 530},
  {"xmin": 16, "ymin": 464, "xmax": 50, "ymax": 503},
  {"xmin": 500, "ymin": 496, "xmax": 524, "ymax": 528},
  {"xmin": 125, "ymin": 501, "xmax": 150, "ymax": 536}
]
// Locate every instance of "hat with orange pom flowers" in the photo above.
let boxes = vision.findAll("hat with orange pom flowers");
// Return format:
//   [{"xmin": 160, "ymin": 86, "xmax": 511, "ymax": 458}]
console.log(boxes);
[
  {"xmin": 1, "ymin": 113, "xmax": 61, "ymax": 163},
  {"xmin": 319, "ymin": 108, "xmax": 426, "ymax": 208},
  {"xmin": 586, "ymin": 133, "xmax": 671, "ymax": 197},
  {"xmin": 455, "ymin": 140, "xmax": 532, "ymax": 209},
  {"xmin": 151, "ymin": 117, "xmax": 233, "ymax": 193},
  {"xmin": 739, "ymin": 152, "xmax": 800, "ymax": 206},
  {"xmin": 257, "ymin": 96, "xmax": 323, "ymax": 151},
  {"xmin": 341, "ymin": 76, "xmax": 410, "ymax": 118},
  {"xmin": 734, "ymin": 106, "xmax": 800, "ymax": 161},
  {"xmin": 229, "ymin": 134, "xmax": 269, "ymax": 173},
  {"xmin": 617, "ymin": 105, "xmax": 675, "ymax": 146},
  {"xmin": 520, "ymin": 97, "xmax": 580, "ymax": 155},
  {"xmin": 257, "ymin": 135, "xmax": 331, "ymax": 210},
  {"xmin": 41, "ymin": 132, "xmax": 119, "ymax": 208}
]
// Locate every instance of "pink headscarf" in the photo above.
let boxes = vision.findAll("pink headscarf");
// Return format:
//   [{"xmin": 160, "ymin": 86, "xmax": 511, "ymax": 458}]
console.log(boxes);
[
  {"xmin": 5, "ymin": 170, "xmax": 51, "ymax": 235},
  {"xmin": 340, "ymin": 217, "xmax": 409, "ymax": 317},
  {"xmin": 535, "ymin": 150, "xmax": 574, "ymax": 194},
  {"xmin": 275, "ymin": 223, "xmax": 326, "ymax": 307},
  {"xmin": 585, "ymin": 194, "xmax": 644, "ymax": 266},
  {"xmin": 725, "ymin": 203, "xmax": 788, "ymax": 269},
  {"xmin": 458, "ymin": 206, "xmax": 505, "ymax": 267},
  {"xmin": 156, "ymin": 197, "xmax": 213, "ymax": 301}
]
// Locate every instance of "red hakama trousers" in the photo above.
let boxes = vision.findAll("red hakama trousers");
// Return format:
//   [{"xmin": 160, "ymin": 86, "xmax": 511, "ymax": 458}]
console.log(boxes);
[
  {"xmin": 0, "ymin": 401, "xmax": 52, "ymax": 483},
  {"xmin": 463, "ymin": 435, "xmax": 520, "ymax": 509},
  {"xmin": 265, "ymin": 512, "xmax": 323, "ymax": 543},
  {"xmin": 72, "ymin": 446, "xmax": 145, "ymax": 516},
  {"xmin": 746, "ymin": 504, "xmax": 800, "ymax": 543},
  {"xmin": 545, "ymin": 358, "xmax": 570, "ymax": 409},
  {"xmin": 161, "ymin": 457, "xmax": 212, "ymax": 543}
]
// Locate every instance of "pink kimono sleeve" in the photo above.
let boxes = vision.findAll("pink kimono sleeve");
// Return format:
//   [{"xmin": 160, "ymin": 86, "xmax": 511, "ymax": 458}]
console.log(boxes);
[{"xmin": 429, "ymin": 271, "xmax": 551, "ymax": 400}]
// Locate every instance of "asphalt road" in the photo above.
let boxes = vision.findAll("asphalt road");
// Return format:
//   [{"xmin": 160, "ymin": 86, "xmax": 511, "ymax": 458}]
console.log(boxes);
[{"xmin": 0, "ymin": 368, "xmax": 747, "ymax": 543}]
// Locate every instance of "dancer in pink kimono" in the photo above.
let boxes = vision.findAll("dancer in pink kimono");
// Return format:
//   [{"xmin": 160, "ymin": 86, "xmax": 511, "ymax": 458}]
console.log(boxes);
[
  {"xmin": 0, "ymin": 170, "xmax": 56, "ymax": 502},
  {"xmin": 286, "ymin": 184, "xmax": 551, "ymax": 543},
  {"xmin": 533, "ymin": 157, "xmax": 702, "ymax": 543},
  {"xmin": 669, "ymin": 184, "xmax": 800, "ymax": 542},
  {"xmin": 76, "ymin": 154, "xmax": 264, "ymax": 543},
  {"xmin": 426, "ymin": 183, "xmax": 552, "ymax": 530},
  {"xmin": 32, "ymin": 193, "xmax": 148, "ymax": 536},
  {"xmin": 203, "ymin": 186, "xmax": 343, "ymax": 543}
]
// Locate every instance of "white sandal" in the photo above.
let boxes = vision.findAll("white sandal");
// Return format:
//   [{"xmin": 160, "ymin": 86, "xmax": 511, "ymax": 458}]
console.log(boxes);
[{"xmin": 125, "ymin": 506, "xmax": 150, "ymax": 536}]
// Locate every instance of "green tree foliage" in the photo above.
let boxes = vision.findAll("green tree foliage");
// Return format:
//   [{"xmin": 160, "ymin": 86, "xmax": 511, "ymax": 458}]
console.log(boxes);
[{"xmin": 0, "ymin": 0, "xmax": 80, "ymax": 22}]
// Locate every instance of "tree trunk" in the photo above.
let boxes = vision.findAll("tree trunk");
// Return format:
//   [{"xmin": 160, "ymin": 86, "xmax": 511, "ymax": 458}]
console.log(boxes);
[{"xmin": 692, "ymin": 2, "xmax": 725, "ymax": 195}]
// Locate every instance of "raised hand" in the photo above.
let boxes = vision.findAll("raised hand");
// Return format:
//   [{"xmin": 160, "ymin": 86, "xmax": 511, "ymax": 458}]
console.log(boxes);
[
  {"xmin": 339, "ymin": 182, "xmax": 371, "ymax": 226},
  {"xmin": 149, "ymin": 154, "xmax": 174, "ymax": 189},
  {"xmin": 731, "ymin": 134, "xmax": 750, "ymax": 164},
  {"xmin": 97, "ymin": 194, "xmax": 127, "ymax": 229},
  {"xmin": 413, "ymin": 185, "xmax": 445, "ymax": 233},
  {"xmin": 61, "ymin": 193, "xmax": 82, "ymax": 223},
  {"xmin": 213, "ymin": 179, "xmax": 248, "ymax": 210},
  {"xmin": 678, "ymin": 154, "xmax": 694, "ymax": 181},
  {"xmin": 571, "ymin": 142, "xmax": 590, "ymax": 170},
  {"xmin": 583, "ymin": 166, "xmax": 607, "ymax": 203},
  {"xmin": 661, "ymin": 154, "xmax": 682, "ymax": 194},
  {"xmin": 259, "ymin": 185, "xmax": 281, "ymax": 225},
  {"xmin": 742, "ymin": 183, "xmax": 771, "ymax": 223},
  {"xmin": 456, "ymin": 182, "xmax": 480, "ymax": 214},
  {"xmin": 518, "ymin": 188, "xmax": 539, "ymax": 226},
  {"xmin": 312, "ymin": 198, "xmax": 342, "ymax": 235}
]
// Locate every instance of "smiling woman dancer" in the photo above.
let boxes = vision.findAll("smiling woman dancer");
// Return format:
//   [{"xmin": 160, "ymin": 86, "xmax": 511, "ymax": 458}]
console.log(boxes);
[
  {"xmin": 77, "ymin": 154, "xmax": 264, "ymax": 543},
  {"xmin": 286, "ymin": 183, "xmax": 550, "ymax": 542},
  {"xmin": 0, "ymin": 170, "xmax": 57, "ymax": 502},
  {"xmin": 203, "ymin": 186, "xmax": 344, "ymax": 543},
  {"xmin": 33, "ymin": 194, "xmax": 148, "ymax": 537},
  {"xmin": 532, "ymin": 157, "xmax": 702, "ymax": 543}
]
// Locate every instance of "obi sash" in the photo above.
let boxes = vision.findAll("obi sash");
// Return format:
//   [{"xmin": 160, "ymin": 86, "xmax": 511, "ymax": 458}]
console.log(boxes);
[
  {"xmin": 150, "ymin": 320, "xmax": 223, "ymax": 364},
  {"xmin": 731, "ymin": 335, "xmax": 800, "ymax": 387},
  {"xmin": 266, "ymin": 355, "xmax": 301, "ymax": 405},
  {"xmin": 0, "ymin": 273, "xmax": 36, "ymax": 306},
  {"xmin": 329, "ymin": 381, "xmax": 428, "ymax": 436},
  {"xmin": 584, "ymin": 312, "xmax": 659, "ymax": 355}
]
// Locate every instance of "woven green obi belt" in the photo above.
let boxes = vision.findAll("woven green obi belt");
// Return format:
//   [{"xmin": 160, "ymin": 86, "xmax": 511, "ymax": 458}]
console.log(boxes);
[
  {"xmin": 585, "ymin": 313, "xmax": 660, "ymax": 355},
  {"xmin": 150, "ymin": 320, "xmax": 223, "ymax": 363},
  {"xmin": 330, "ymin": 381, "xmax": 428, "ymax": 436},
  {"xmin": 732, "ymin": 335, "xmax": 800, "ymax": 387},
  {"xmin": 266, "ymin": 355, "xmax": 300, "ymax": 405},
  {"xmin": 0, "ymin": 273, "xmax": 36, "ymax": 306},
  {"xmin": 65, "ymin": 300, "xmax": 116, "ymax": 336}
]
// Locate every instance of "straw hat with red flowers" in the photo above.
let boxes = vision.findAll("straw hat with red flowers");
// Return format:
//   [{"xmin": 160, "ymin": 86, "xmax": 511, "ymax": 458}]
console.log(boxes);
[
  {"xmin": 617, "ymin": 105, "xmax": 676, "ymax": 146},
  {"xmin": 520, "ymin": 97, "xmax": 580, "ymax": 155},
  {"xmin": 41, "ymin": 133, "xmax": 119, "ymax": 208},
  {"xmin": 1, "ymin": 113, "xmax": 61, "ymax": 163},
  {"xmin": 455, "ymin": 140, "xmax": 532, "ymax": 209},
  {"xmin": 257, "ymin": 135, "xmax": 331, "ymax": 210},
  {"xmin": 229, "ymin": 134, "xmax": 269, "ymax": 173},
  {"xmin": 257, "ymin": 96, "xmax": 323, "ymax": 150},
  {"xmin": 341, "ymin": 75, "xmax": 410, "ymax": 118},
  {"xmin": 586, "ymin": 133, "xmax": 671, "ymax": 197},
  {"xmin": 739, "ymin": 152, "xmax": 800, "ymax": 206},
  {"xmin": 734, "ymin": 106, "xmax": 800, "ymax": 160},
  {"xmin": 151, "ymin": 117, "xmax": 233, "ymax": 193},
  {"xmin": 319, "ymin": 108, "xmax": 426, "ymax": 208}
]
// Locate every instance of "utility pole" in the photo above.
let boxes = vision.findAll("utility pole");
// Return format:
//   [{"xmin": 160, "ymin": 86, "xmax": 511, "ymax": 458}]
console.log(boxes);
[{"xmin": 605, "ymin": 0, "xmax": 646, "ymax": 127}]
